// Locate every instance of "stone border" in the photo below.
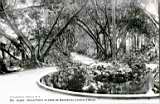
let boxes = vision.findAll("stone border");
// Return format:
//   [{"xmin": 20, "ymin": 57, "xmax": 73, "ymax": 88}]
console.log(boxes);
[{"xmin": 37, "ymin": 72, "xmax": 160, "ymax": 99}]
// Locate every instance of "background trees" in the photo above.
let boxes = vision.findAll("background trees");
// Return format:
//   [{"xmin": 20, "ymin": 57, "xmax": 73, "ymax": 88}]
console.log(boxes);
[
  {"xmin": 0, "ymin": 0, "xmax": 86, "ymax": 67},
  {"xmin": 74, "ymin": 0, "xmax": 158, "ymax": 61},
  {"xmin": 0, "ymin": 0, "xmax": 159, "ymax": 69}
]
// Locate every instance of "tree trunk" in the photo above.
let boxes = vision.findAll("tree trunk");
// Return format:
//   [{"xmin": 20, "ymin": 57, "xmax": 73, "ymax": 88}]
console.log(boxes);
[
  {"xmin": 40, "ymin": 6, "xmax": 85, "ymax": 60},
  {"xmin": 0, "ymin": 3, "xmax": 34, "ymax": 60},
  {"xmin": 111, "ymin": 0, "xmax": 117, "ymax": 60},
  {"xmin": 0, "ymin": 3, "xmax": 40, "ymax": 67},
  {"xmin": 0, "ymin": 43, "xmax": 6, "ymax": 59},
  {"xmin": 3, "ymin": 12, "xmax": 33, "ymax": 52},
  {"xmin": 158, "ymin": 0, "xmax": 160, "ymax": 89},
  {"xmin": 159, "ymin": 0, "xmax": 160, "ymax": 40}
]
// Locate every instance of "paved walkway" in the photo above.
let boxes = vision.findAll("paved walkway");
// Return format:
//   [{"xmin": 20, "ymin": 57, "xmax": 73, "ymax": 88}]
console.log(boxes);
[
  {"xmin": 0, "ymin": 67, "xmax": 159, "ymax": 104},
  {"xmin": 70, "ymin": 52, "xmax": 96, "ymax": 65},
  {"xmin": 0, "ymin": 53, "xmax": 159, "ymax": 104}
]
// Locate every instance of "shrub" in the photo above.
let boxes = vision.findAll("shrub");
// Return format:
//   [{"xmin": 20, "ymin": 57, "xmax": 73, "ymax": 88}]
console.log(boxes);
[
  {"xmin": 51, "ymin": 67, "xmax": 87, "ymax": 92},
  {"xmin": 67, "ymin": 68, "xmax": 86, "ymax": 91},
  {"xmin": 41, "ymin": 60, "xmax": 150, "ymax": 94}
]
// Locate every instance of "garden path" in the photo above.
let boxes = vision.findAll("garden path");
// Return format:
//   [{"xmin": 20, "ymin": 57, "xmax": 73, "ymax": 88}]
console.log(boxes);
[{"xmin": 0, "ymin": 53, "xmax": 159, "ymax": 104}]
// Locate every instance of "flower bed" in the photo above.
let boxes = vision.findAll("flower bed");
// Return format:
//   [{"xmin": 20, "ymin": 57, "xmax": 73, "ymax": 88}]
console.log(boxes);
[{"xmin": 40, "ymin": 61, "xmax": 151, "ymax": 94}]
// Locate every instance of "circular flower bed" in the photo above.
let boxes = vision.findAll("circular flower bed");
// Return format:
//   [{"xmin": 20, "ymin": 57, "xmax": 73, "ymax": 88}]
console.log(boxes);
[{"xmin": 40, "ymin": 61, "xmax": 151, "ymax": 94}]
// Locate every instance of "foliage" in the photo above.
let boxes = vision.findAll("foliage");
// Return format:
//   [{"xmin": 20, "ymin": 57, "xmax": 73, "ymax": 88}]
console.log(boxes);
[
  {"xmin": 73, "ymin": 0, "xmax": 158, "ymax": 61},
  {"xmin": 45, "ymin": 49, "xmax": 72, "ymax": 68},
  {"xmin": 41, "ymin": 60, "xmax": 151, "ymax": 94},
  {"xmin": 51, "ymin": 67, "xmax": 87, "ymax": 92},
  {"xmin": 0, "ymin": 0, "xmax": 158, "ymax": 70},
  {"xmin": 0, "ymin": 1, "xmax": 159, "ymax": 95},
  {"xmin": 121, "ymin": 51, "xmax": 148, "ymax": 79},
  {"xmin": 152, "ymin": 66, "xmax": 160, "ymax": 93},
  {"xmin": 0, "ymin": 0, "xmax": 87, "ymax": 68},
  {"xmin": 74, "ymin": 33, "xmax": 96, "ymax": 57}
]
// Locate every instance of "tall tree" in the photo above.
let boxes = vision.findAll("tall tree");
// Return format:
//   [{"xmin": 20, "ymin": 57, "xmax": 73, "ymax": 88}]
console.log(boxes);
[{"xmin": 0, "ymin": 0, "xmax": 86, "ymax": 67}]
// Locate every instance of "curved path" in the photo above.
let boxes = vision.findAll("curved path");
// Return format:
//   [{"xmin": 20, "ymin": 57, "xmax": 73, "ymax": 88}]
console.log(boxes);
[
  {"xmin": 0, "ymin": 67, "xmax": 159, "ymax": 104},
  {"xmin": 0, "ymin": 53, "xmax": 159, "ymax": 104}
]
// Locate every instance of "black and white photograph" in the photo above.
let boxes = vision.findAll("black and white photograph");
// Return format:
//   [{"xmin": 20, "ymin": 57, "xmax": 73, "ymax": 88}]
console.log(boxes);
[{"xmin": 0, "ymin": 0, "xmax": 159, "ymax": 104}]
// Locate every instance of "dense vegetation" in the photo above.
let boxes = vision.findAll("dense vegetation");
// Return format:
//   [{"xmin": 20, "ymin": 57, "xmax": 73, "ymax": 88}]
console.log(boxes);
[
  {"xmin": 40, "ymin": 52, "xmax": 159, "ymax": 94},
  {"xmin": 0, "ymin": 0, "xmax": 159, "ymax": 94}
]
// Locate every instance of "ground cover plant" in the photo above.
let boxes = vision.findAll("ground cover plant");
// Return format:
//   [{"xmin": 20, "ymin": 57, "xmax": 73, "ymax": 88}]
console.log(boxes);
[{"xmin": 40, "ymin": 57, "xmax": 156, "ymax": 94}]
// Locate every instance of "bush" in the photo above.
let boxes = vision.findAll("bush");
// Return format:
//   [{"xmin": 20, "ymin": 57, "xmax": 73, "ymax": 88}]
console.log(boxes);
[
  {"xmin": 41, "ymin": 61, "xmax": 150, "ymax": 94},
  {"xmin": 153, "ymin": 66, "xmax": 160, "ymax": 94},
  {"xmin": 122, "ymin": 53, "xmax": 147, "ymax": 74},
  {"xmin": 51, "ymin": 67, "xmax": 87, "ymax": 92}
]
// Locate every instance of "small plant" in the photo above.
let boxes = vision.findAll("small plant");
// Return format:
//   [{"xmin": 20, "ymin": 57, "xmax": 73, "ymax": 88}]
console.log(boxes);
[
  {"xmin": 67, "ymin": 68, "xmax": 86, "ymax": 91},
  {"xmin": 51, "ymin": 67, "xmax": 87, "ymax": 92}
]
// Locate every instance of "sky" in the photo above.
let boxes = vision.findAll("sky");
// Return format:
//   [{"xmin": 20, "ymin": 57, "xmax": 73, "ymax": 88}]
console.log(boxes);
[{"xmin": 140, "ymin": 0, "xmax": 158, "ymax": 19}]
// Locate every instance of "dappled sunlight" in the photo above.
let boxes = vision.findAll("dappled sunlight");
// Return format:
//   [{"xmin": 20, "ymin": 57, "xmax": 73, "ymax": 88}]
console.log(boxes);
[{"xmin": 0, "ymin": 0, "xmax": 159, "ymax": 100}]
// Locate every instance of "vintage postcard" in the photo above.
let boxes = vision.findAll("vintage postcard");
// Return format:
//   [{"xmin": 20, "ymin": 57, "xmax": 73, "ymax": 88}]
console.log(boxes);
[{"xmin": 0, "ymin": 0, "xmax": 159, "ymax": 104}]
